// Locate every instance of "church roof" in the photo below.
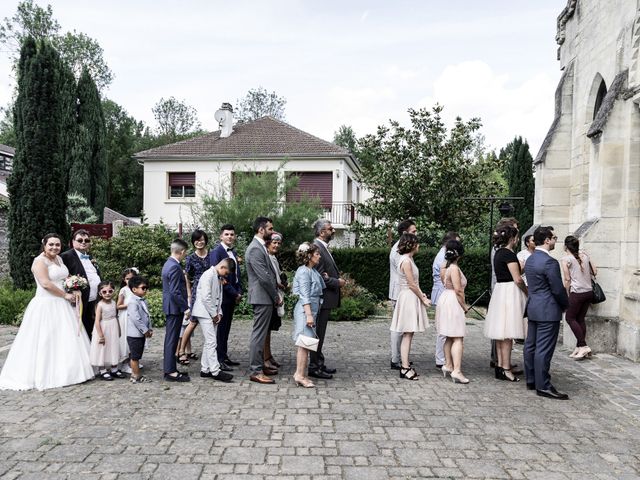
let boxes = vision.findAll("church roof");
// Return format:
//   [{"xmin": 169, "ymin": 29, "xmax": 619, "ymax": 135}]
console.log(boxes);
[{"xmin": 134, "ymin": 116, "xmax": 351, "ymax": 160}]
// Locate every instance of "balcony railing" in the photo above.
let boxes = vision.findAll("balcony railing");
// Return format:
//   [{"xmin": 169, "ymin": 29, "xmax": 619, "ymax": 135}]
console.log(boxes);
[{"xmin": 321, "ymin": 202, "xmax": 372, "ymax": 227}]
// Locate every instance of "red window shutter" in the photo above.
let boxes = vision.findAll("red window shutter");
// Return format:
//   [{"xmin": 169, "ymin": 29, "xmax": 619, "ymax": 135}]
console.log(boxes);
[
  {"xmin": 287, "ymin": 172, "xmax": 332, "ymax": 207},
  {"xmin": 168, "ymin": 172, "xmax": 195, "ymax": 187}
]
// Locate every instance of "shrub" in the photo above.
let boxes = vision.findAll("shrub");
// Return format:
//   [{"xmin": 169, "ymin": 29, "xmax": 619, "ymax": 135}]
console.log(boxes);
[
  {"xmin": 144, "ymin": 289, "xmax": 166, "ymax": 328},
  {"xmin": 329, "ymin": 273, "xmax": 377, "ymax": 321},
  {"xmin": 0, "ymin": 281, "xmax": 34, "ymax": 325},
  {"xmin": 91, "ymin": 224, "xmax": 176, "ymax": 288},
  {"xmin": 331, "ymin": 247, "xmax": 491, "ymax": 306}
]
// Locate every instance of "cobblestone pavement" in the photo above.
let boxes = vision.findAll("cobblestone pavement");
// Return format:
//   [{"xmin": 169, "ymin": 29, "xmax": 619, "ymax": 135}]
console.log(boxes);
[{"xmin": 1, "ymin": 315, "xmax": 639, "ymax": 479}]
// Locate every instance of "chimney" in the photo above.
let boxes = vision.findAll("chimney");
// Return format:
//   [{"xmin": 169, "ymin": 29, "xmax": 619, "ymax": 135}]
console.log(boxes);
[{"xmin": 214, "ymin": 103, "xmax": 234, "ymax": 138}]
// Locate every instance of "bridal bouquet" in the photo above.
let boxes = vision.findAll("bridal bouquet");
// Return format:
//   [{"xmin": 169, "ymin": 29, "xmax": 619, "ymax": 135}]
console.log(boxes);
[{"xmin": 64, "ymin": 275, "xmax": 88, "ymax": 292}]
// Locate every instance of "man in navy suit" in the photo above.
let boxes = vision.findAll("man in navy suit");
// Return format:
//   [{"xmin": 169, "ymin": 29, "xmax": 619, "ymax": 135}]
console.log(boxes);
[
  {"xmin": 162, "ymin": 238, "xmax": 190, "ymax": 382},
  {"xmin": 524, "ymin": 226, "xmax": 570, "ymax": 399},
  {"xmin": 209, "ymin": 224, "xmax": 243, "ymax": 370}
]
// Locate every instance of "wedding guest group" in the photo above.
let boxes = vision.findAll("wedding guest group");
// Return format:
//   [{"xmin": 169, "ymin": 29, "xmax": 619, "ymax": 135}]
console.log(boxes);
[{"xmin": 0, "ymin": 217, "xmax": 598, "ymax": 399}]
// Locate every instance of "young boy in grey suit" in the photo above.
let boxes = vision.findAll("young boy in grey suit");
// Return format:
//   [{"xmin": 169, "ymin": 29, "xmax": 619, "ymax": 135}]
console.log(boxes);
[{"xmin": 127, "ymin": 275, "xmax": 153, "ymax": 384}]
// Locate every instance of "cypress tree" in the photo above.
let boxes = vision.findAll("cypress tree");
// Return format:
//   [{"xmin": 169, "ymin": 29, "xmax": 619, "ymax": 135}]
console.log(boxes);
[
  {"xmin": 69, "ymin": 68, "xmax": 106, "ymax": 220},
  {"xmin": 508, "ymin": 140, "xmax": 535, "ymax": 232},
  {"xmin": 8, "ymin": 38, "xmax": 71, "ymax": 288}
]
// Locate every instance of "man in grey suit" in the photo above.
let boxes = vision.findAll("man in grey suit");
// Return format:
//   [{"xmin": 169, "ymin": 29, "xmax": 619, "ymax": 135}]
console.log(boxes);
[
  {"xmin": 524, "ymin": 226, "xmax": 570, "ymax": 400},
  {"xmin": 246, "ymin": 216, "xmax": 279, "ymax": 384},
  {"xmin": 310, "ymin": 219, "xmax": 346, "ymax": 379}
]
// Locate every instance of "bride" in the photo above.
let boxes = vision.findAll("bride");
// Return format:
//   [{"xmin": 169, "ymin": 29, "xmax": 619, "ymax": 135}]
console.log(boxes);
[{"xmin": 0, "ymin": 233, "xmax": 95, "ymax": 390}]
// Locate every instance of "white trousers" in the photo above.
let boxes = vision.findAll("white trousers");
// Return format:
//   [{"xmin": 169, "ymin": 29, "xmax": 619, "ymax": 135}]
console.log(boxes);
[{"xmin": 196, "ymin": 316, "xmax": 220, "ymax": 375}]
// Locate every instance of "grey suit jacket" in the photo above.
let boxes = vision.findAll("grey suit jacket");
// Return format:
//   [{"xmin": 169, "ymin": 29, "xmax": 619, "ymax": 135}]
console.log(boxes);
[
  {"xmin": 313, "ymin": 239, "xmax": 341, "ymax": 309},
  {"xmin": 191, "ymin": 266, "xmax": 223, "ymax": 319},
  {"xmin": 524, "ymin": 249, "xmax": 569, "ymax": 323},
  {"xmin": 245, "ymin": 237, "xmax": 278, "ymax": 305}
]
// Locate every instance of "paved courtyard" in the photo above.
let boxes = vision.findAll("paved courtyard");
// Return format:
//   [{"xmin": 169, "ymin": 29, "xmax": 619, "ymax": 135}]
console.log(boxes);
[{"xmin": 0, "ymin": 314, "xmax": 639, "ymax": 479}]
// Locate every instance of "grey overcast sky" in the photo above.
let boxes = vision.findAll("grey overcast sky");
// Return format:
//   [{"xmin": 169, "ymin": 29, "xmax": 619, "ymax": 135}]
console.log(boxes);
[{"xmin": 0, "ymin": 1, "xmax": 566, "ymax": 154}]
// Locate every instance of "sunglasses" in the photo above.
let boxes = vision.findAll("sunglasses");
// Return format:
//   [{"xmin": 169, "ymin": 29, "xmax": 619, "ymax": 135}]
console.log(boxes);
[
  {"xmin": 101, "ymin": 289, "xmax": 114, "ymax": 294},
  {"xmin": 74, "ymin": 238, "xmax": 91, "ymax": 244},
  {"xmin": 139, "ymin": 286, "xmax": 149, "ymax": 291}
]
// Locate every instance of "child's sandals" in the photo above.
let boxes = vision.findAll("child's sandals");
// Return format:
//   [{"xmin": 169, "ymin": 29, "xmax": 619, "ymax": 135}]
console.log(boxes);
[{"xmin": 130, "ymin": 375, "xmax": 150, "ymax": 384}]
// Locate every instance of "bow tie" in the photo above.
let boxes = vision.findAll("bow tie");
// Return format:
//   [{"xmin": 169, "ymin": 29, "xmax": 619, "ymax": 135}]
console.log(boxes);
[
  {"xmin": 80, "ymin": 254, "xmax": 91, "ymax": 260},
  {"xmin": 226, "ymin": 247, "xmax": 234, "ymax": 252}
]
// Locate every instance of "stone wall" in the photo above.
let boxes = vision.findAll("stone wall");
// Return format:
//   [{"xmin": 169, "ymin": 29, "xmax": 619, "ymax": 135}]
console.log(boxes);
[
  {"xmin": 535, "ymin": 0, "xmax": 640, "ymax": 361},
  {"xmin": 0, "ymin": 206, "xmax": 9, "ymax": 280}
]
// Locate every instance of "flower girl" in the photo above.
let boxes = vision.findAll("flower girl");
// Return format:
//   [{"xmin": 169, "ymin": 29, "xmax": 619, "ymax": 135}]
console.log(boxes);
[
  {"xmin": 116, "ymin": 268, "xmax": 138, "ymax": 373},
  {"xmin": 90, "ymin": 280, "xmax": 125, "ymax": 380}
]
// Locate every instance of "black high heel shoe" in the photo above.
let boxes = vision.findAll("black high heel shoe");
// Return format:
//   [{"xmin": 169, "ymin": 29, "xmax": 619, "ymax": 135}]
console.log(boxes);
[
  {"xmin": 400, "ymin": 367, "xmax": 419, "ymax": 381},
  {"xmin": 494, "ymin": 367, "xmax": 502, "ymax": 379},
  {"xmin": 497, "ymin": 367, "xmax": 520, "ymax": 382}
]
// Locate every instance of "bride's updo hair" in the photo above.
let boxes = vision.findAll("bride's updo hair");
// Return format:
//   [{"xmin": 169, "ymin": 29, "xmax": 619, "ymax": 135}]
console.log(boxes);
[
  {"xmin": 296, "ymin": 242, "xmax": 319, "ymax": 266},
  {"xmin": 398, "ymin": 233, "xmax": 419, "ymax": 254},
  {"xmin": 444, "ymin": 239, "xmax": 464, "ymax": 267},
  {"xmin": 40, "ymin": 233, "xmax": 62, "ymax": 252}
]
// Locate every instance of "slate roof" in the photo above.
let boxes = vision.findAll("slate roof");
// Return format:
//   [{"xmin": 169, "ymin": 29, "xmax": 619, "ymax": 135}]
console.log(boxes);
[{"xmin": 135, "ymin": 116, "xmax": 351, "ymax": 159}]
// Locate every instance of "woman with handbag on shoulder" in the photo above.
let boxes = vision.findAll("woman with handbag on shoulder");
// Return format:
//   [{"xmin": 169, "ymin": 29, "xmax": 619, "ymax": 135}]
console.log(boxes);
[
  {"xmin": 292, "ymin": 242, "xmax": 325, "ymax": 388},
  {"xmin": 560, "ymin": 235, "xmax": 597, "ymax": 360}
]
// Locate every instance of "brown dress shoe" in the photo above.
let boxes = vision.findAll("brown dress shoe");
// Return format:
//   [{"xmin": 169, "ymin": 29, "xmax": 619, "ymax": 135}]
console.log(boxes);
[
  {"xmin": 262, "ymin": 366, "xmax": 279, "ymax": 376},
  {"xmin": 250, "ymin": 373, "xmax": 275, "ymax": 384}
]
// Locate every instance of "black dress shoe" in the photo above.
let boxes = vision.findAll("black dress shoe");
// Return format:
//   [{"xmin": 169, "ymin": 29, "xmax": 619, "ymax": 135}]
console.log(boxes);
[
  {"xmin": 435, "ymin": 364, "xmax": 443, "ymax": 370},
  {"xmin": 322, "ymin": 366, "xmax": 337, "ymax": 374},
  {"xmin": 526, "ymin": 383, "xmax": 536, "ymax": 390},
  {"xmin": 164, "ymin": 373, "xmax": 190, "ymax": 382},
  {"xmin": 308, "ymin": 370, "xmax": 333, "ymax": 379},
  {"xmin": 200, "ymin": 371, "xmax": 213, "ymax": 378},
  {"xmin": 224, "ymin": 357, "xmax": 241, "ymax": 366},
  {"xmin": 211, "ymin": 371, "xmax": 233, "ymax": 383},
  {"xmin": 536, "ymin": 388, "xmax": 569, "ymax": 400},
  {"xmin": 390, "ymin": 361, "xmax": 401, "ymax": 370},
  {"xmin": 219, "ymin": 362, "xmax": 234, "ymax": 372}
]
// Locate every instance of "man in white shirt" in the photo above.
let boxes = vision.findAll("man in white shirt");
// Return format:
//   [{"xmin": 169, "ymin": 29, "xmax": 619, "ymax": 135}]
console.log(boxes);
[
  {"xmin": 61, "ymin": 229, "xmax": 102, "ymax": 338},
  {"xmin": 389, "ymin": 219, "xmax": 417, "ymax": 370}
]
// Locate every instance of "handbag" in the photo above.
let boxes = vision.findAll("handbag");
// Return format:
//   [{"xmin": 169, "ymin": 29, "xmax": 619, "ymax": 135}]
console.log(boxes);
[
  {"xmin": 590, "ymin": 263, "xmax": 606, "ymax": 304},
  {"xmin": 295, "ymin": 328, "xmax": 319, "ymax": 352}
]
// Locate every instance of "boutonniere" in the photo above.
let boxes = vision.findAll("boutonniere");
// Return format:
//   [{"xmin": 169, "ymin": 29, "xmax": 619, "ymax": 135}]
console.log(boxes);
[{"xmin": 91, "ymin": 258, "xmax": 98, "ymax": 267}]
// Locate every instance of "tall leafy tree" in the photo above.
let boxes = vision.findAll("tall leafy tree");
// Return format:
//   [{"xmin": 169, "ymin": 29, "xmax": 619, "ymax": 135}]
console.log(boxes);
[
  {"xmin": 102, "ymin": 99, "xmax": 144, "ymax": 215},
  {"xmin": 0, "ymin": 0, "xmax": 113, "ymax": 90},
  {"xmin": 333, "ymin": 125, "xmax": 359, "ymax": 157},
  {"xmin": 69, "ymin": 68, "xmax": 107, "ymax": 220},
  {"xmin": 504, "ymin": 137, "xmax": 535, "ymax": 231},
  {"xmin": 356, "ymin": 105, "xmax": 500, "ymax": 235},
  {"xmin": 152, "ymin": 96, "xmax": 201, "ymax": 141},
  {"xmin": 8, "ymin": 37, "xmax": 71, "ymax": 288},
  {"xmin": 235, "ymin": 87, "xmax": 286, "ymax": 122}
]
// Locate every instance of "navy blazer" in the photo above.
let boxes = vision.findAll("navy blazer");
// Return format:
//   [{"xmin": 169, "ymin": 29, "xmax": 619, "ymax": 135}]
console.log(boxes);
[
  {"xmin": 524, "ymin": 249, "xmax": 569, "ymax": 323},
  {"xmin": 162, "ymin": 257, "xmax": 188, "ymax": 315},
  {"xmin": 209, "ymin": 243, "xmax": 242, "ymax": 303},
  {"xmin": 313, "ymin": 239, "xmax": 341, "ymax": 310}
]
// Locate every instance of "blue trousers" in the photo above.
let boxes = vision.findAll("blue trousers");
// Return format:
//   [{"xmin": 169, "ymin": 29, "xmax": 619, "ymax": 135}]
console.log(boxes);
[
  {"xmin": 217, "ymin": 301, "xmax": 236, "ymax": 362},
  {"xmin": 163, "ymin": 313, "xmax": 183, "ymax": 374},
  {"xmin": 524, "ymin": 320, "xmax": 560, "ymax": 390}
]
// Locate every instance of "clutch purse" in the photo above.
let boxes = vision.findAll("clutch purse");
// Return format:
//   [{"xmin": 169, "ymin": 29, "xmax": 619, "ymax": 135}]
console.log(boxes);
[
  {"xmin": 590, "ymin": 264, "xmax": 606, "ymax": 304},
  {"xmin": 295, "ymin": 329, "xmax": 319, "ymax": 351}
]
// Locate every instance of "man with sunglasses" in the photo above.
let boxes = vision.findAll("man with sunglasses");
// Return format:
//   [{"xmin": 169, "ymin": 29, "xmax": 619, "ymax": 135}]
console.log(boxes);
[{"xmin": 61, "ymin": 229, "xmax": 102, "ymax": 338}]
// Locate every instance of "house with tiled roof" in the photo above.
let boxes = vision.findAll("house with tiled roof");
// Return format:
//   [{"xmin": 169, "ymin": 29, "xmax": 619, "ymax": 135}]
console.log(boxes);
[
  {"xmin": 135, "ymin": 104, "xmax": 368, "ymax": 235},
  {"xmin": 0, "ymin": 144, "xmax": 14, "ymax": 200}
]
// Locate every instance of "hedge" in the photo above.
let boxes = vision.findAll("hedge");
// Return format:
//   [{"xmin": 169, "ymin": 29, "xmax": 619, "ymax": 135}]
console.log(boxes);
[{"xmin": 327, "ymin": 247, "xmax": 490, "ymax": 306}]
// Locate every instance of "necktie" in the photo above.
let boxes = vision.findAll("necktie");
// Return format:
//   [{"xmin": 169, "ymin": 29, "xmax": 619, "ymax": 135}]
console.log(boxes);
[{"xmin": 80, "ymin": 254, "xmax": 90, "ymax": 260}]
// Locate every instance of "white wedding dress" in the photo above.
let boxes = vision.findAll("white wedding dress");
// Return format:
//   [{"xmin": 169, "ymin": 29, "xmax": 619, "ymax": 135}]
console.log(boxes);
[{"xmin": 0, "ymin": 256, "xmax": 94, "ymax": 391}]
